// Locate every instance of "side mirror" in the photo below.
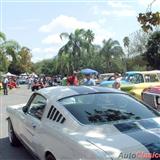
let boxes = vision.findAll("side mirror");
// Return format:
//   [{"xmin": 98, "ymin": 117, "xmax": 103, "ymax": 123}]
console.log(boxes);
[{"xmin": 22, "ymin": 105, "xmax": 28, "ymax": 113}]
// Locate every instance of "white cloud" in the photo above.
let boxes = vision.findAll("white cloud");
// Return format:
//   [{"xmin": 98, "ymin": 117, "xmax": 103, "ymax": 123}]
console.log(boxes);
[
  {"xmin": 39, "ymin": 15, "xmax": 115, "ymax": 45},
  {"xmin": 39, "ymin": 15, "xmax": 100, "ymax": 33},
  {"xmin": 32, "ymin": 47, "xmax": 58, "ymax": 62},
  {"xmin": 42, "ymin": 34, "xmax": 63, "ymax": 44}
]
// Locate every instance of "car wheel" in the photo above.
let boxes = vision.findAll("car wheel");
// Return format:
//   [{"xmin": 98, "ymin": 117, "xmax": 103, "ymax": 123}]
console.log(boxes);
[
  {"xmin": 46, "ymin": 153, "xmax": 56, "ymax": 160},
  {"xmin": 8, "ymin": 119, "xmax": 21, "ymax": 146}
]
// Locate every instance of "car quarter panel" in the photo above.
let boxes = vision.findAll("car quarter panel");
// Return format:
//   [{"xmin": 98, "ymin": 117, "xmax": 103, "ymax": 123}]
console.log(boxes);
[{"xmin": 35, "ymin": 120, "xmax": 108, "ymax": 160}]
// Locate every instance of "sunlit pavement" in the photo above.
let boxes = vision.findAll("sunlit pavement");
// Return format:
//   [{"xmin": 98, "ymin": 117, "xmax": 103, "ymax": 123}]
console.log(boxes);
[{"xmin": 0, "ymin": 85, "xmax": 34, "ymax": 160}]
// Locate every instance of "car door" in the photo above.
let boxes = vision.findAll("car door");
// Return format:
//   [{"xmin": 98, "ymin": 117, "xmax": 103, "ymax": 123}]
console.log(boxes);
[{"xmin": 21, "ymin": 93, "xmax": 47, "ymax": 153}]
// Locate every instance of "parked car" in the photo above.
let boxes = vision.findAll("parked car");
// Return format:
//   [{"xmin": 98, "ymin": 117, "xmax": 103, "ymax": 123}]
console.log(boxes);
[
  {"xmin": 19, "ymin": 78, "xmax": 28, "ymax": 84},
  {"xmin": 121, "ymin": 70, "xmax": 160, "ymax": 98},
  {"xmin": 100, "ymin": 71, "xmax": 137, "ymax": 87},
  {"xmin": 141, "ymin": 86, "xmax": 160, "ymax": 111},
  {"xmin": 7, "ymin": 86, "xmax": 160, "ymax": 160}
]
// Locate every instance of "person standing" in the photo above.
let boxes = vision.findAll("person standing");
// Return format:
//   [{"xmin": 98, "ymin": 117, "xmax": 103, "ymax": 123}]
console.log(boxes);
[
  {"xmin": 83, "ymin": 74, "xmax": 96, "ymax": 86},
  {"xmin": 28, "ymin": 76, "xmax": 33, "ymax": 89},
  {"xmin": 112, "ymin": 72, "xmax": 121, "ymax": 90},
  {"xmin": 61, "ymin": 74, "xmax": 67, "ymax": 86},
  {"xmin": 67, "ymin": 71, "xmax": 79, "ymax": 86},
  {"xmin": 2, "ymin": 76, "xmax": 9, "ymax": 95}
]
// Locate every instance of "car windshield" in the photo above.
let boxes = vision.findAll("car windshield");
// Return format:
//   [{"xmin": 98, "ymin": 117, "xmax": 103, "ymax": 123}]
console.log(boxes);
[{"xmin": 59, "ymin": 93, "xmax": 159, "ymax": 125}]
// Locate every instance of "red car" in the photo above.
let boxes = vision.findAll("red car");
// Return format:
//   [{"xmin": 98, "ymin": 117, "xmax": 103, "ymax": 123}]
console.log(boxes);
[{"xmin": 141, "ymin": 86, "xmax": 160, "ymax": 111}]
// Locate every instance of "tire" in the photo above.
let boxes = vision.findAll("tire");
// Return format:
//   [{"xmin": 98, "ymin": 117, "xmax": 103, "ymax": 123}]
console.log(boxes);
[
  {"xmin": 46, "ymin": 153, "xmax": 56, "ymax": 160},
  {"xmin": 8, "ymin": 119, "xmax": 21, "ymax": 146}
]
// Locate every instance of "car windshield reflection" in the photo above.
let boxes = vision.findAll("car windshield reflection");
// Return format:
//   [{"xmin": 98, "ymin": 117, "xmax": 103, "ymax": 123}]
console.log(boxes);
[{"xmin": 59, "ymin": 93, "xmax": 159, "ymax": 125}]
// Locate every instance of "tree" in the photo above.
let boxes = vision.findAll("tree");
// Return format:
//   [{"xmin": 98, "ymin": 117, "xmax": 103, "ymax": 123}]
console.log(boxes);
[
  {"xmin": 143, "ymin": 31, "xmax": 160, "ymax": 69},
  {"xmin": 137, "ymin": 0, "xmax": 160, "ymax": 32},
  {"xmin": 4, "ymin": 40, "xmax": 21, "ymax": 62},
  {"xmin": 100, "ymin": 38, "xmax": 124, "ymax": 72},
  {"xmin": 128, "ymin": 30, "xmax": 149, "ymax": 56},
  {"xmin": 0, "ymin": 32, "xmax": 8, "ymax": 72},
  {"xmin": 123, "ymin": 36, "xmax": 130, "ymax": 71},
  {"xmin": 60, "ymin": 29, "xmax": 84, "ymax": 71},
  {"xmin": 0, "ymin": 32, "xmax": 6, "ymax": 42},
  {"xmin": 59, "ymin": 29, "xmax": 94, "ymax": 72},
  {"xmin": 0, "ymin": 31, "xmax": 34, "ymax": 74},
  {"xmin": 18, "ymin": 47, "xmax": 33, "ymax": 73}
]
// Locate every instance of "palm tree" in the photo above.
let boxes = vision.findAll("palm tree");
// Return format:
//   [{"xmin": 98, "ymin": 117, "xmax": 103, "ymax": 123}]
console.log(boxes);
[
  {"xmin": 59, "ymin": 29, "xmax": 88, "ymax": 72},
  {"xmin": 100, "ymin": 38, "xmax": 124, "ymax": 72},
  {"xmin": 83, "ymin": 29, "xmax": 95, "ymax": 63},
  {"xmin": 0, "ymin": 32, "xmax": 8, "ymax": 72},
  {"xmin": 0, "ymin": 31, "xmax": 21, "ymax": 73},
  {"xmin": 123, "ymin": 36, "xmax": 130, "ymax": 57},
  {"xmin": 0, "ymin": 32, "xmax": 6, "ymax": 42},
  {"xmin": 123, "ymin": 36, "xmax": 130, "ymax": 71},
  {"xmin": 0, "ymin": 31, "xmax": 20, "ymax": 62},
  {"xmin": 3, "ymin": 40, "xmax": 21, "ymax": 62}
]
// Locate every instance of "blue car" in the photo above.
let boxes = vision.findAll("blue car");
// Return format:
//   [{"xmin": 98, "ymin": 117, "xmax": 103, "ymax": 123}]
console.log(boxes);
[{"xmin": 100, "ymin": 71, "xmax": 139, "ymax": 87}]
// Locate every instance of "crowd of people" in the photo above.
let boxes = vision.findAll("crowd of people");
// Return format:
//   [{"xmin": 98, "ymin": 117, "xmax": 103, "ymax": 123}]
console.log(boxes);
[{"xmin": 1, "ymin": 71, "xmax": 122, "ymax": 95}]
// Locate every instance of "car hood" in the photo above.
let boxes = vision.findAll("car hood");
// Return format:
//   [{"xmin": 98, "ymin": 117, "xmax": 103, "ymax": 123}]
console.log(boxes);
[
  {"xmin": 7, "ymin": 103, "xmax": 26, "ymax": 113},
  {"xmin": 78, "ymin": 117, "xmax": 160, "ymax": 160}
]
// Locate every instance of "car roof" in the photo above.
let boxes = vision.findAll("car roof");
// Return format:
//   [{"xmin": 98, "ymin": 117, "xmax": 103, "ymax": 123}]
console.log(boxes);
[
  {"xmin": 37, "ymin": 86, "xmax": 123, "ymax": 100},
  {"xmin": 126, "ymin": 71, "xmax": 140, "ymax": 74},
  {"xmin": 126, "ymin": 70, "xmax": 160, "ymax": 75},
  {"xmin": 140, "ymin": 70, "xmax": 160, "ymax": 74}
]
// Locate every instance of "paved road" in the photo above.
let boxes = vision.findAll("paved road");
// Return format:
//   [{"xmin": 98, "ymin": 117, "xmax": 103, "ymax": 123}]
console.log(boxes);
[{"xmin": 0, "ymin": 85, "xmax": 34, "ymax": 160}]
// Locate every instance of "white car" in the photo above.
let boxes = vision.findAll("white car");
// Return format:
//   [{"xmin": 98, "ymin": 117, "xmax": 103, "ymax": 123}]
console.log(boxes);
[{"xmin": 7, "ymin": 86, "xmax": 160, "ymax": 160}]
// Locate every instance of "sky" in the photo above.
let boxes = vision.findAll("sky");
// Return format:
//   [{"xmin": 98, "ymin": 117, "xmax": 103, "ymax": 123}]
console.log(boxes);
[{"xmin": 1, "ymin": 0, "xmax": 160, "ymax": 62}]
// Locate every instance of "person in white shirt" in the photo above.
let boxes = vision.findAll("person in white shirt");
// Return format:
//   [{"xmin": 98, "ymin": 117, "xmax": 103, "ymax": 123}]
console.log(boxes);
[
  {"xmin": 112, "ymin": 72, "xmax": 121, "ymax": 90},
  {"xmin": 83, "ymin": 74, "xmax": 96, "ymax": 86},
  {"xmin": 2, "ymin": 76, "xmax": 9, "ymax": 95},
  {"xmin": 28, "ymin": 77, "xmax": 33, "ymax": 89}
]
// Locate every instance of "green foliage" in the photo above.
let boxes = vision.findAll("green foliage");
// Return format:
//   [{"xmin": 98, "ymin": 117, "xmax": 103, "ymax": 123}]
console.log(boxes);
[
  {"xmin": 34, "ymin": 29, "xmax": 152, "ymax": 76},
  {"xmin": 2, "ymin": 28, "xmax": 159, "ymax": 76},
  {"xmin": 100, "ymin": 38, "xmax": 124, "ymax": 72},
  {"xmin": 143, "ymin": 31, "xmax": 160, "ymax": 69},
  {"xmin": 0, "ymin": 31, "xmax": 33, "ymax": 74},
  {"xmin": 138, "ymin": 12, "xmax": 160, "ymax": 32}
]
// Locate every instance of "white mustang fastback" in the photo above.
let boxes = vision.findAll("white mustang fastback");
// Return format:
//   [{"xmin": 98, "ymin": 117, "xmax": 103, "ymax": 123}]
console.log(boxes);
[{"xmin": 7, "ymin": 86, "xmax": 160, "ymax": 160}]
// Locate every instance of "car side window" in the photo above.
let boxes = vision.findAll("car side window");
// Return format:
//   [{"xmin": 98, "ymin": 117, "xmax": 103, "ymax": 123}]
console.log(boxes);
[
  {"xmin": 144, "ymin": 74, "xmax": 159, "ymax": 82},
  {"xmin": 130, "ymin": 73, "xmax": 144, "ymax": 84},
  {"xmin": 27, "ymin": 94, "xmax": 47, "ymax": 120}
]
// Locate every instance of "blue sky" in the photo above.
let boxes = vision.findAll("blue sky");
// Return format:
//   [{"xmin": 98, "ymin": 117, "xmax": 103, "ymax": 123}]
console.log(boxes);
[{"xmin": 1, "ymin": 0, "xmax": 160, "ymax": 62}]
